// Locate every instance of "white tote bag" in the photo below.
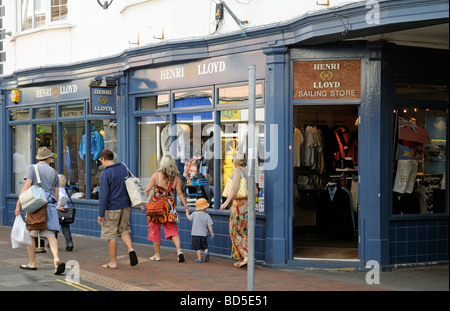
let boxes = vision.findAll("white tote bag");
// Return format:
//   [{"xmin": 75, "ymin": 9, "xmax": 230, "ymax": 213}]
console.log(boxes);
[
  {"xmin": 123, "ymin": 163, "xmax": 147, "ymax": 207},
  {"xmin": 11, "ymin": 215, "xmax": 32, "ymax": 249},
  {"xmin": 19, "ymin": 165, "xmax": 48, "ymax": 213}
]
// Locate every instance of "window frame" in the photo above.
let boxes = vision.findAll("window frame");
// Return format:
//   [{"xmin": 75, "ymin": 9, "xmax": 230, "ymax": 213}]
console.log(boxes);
[
  {"xmin": 390, "ymin": 78, "xmax": 449, "ymax": 218},
  {"xmin": 7, "ymin": 99, "xmax": 117, "ymax": 201},
  {"xmin": 132, "ymin": 80, "xmax": 266, "ymax": 211},
  {"xmin": 19, "ymin": 0, "xmax": 69, "ymax": 33}
]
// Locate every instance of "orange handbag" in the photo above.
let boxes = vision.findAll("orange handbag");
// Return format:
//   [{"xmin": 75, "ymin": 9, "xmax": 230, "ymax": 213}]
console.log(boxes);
[{"xmin": 146, "ymin": 184, "xmax": 172, "ymax": 217}]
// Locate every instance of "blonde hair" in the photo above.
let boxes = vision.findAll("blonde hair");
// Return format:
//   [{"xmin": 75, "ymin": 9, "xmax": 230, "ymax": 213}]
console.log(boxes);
[
  {"xmin": 157, "ymin": 155, "xmax": 180, "ymax": 182},
  {"xmin": 58, "ymin": 174, "xmax": 67, "ymax": 187},
  {"xmin": 233, "ymin": 151, "xmax": 247, "ymax": 167}
]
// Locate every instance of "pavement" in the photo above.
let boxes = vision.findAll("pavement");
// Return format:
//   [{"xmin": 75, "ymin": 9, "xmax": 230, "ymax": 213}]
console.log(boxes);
[{"xmin": 0, "ymin": 225, "xmax": 448, "ymax": 293}]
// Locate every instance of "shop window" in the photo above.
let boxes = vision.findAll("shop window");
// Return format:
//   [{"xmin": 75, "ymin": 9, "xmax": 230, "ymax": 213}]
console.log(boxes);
[
  {"xmin": 396, "ymin": 82, "xmax": 448, "ymax": 102},
  {"xmin": 60, "ymin": 103, "xmax": 84, "ymax": 117},
  {"xmin": 175, "ymin": 112, "xmax": 215, "ymax": 208},
  {"xmin": 9, "ymin": 108, "xmax": 30, "ymax": 121},
  {"xmin": 138, "ymin": 115, "xmax": 171, "ymax": 187},
  {"xmin": 90, "ymin": 119, "xmax": 117, "ymax": 199},
  {"xmin": 62, "ymin": 119, "xmax": 115, "ymax": 199},
  {"xmin": 33, "ymin": 106, "xmax": 55, "ymax": 119},
  {"xmin": 35, "ymin": 123, "xmax": 57, "ymax": 171},
  {"xmin": 13, "ymin": 125, "xmax": 31, "ymax": 194},
  {"xmin": 218, "ymin": 84, "xmax": 263, "ymax": 105},
  {"xmin": 136, "ymin": 94, "xmax": 169, "ymax": 111},
  {"xmin": 174, "ymin": 90, "xmax": 213, "ymax": 109},
  {"xmin": 220, "ymin": 108, "xmax": 265, "ymax": 211},
  {"xmin": 393, "ymin": 107, "xmax": 447, "ymax": 214},
  {"xmin": 62, "ymin": 121, "xmax": 85, "ymax": 197}
]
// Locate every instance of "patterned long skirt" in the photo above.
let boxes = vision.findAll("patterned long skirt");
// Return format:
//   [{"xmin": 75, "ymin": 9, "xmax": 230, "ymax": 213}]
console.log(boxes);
[{"xmin": 229, "ymin": 198, "xmax": 248, "ymax": 260}]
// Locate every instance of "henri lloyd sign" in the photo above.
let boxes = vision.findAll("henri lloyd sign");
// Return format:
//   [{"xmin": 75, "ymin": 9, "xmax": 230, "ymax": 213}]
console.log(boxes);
[
  {"xmin": 35, "ymin": 84, "xmax": 78, "ymax": 99},
  {"xmin": 128, "ymin": 51, "xmax": 266, "ymax": 93},
  {"xmin": 293, "ymin": 60, "xmax": 361, "ymax": 100},
  {"xmin": 90, "ymin": 86, "xmax": 116, "ymax": 115},
  {"xmin": 160, "ymin": 61, "xmax": 226, "ymax": 81}
]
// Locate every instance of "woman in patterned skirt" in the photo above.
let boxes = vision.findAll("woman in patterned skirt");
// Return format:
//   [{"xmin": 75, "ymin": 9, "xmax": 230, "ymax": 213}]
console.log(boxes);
[
  {"xmin": 220, "ymin": 152, "xmax": 249, "ymax": 268},
  {"xmin": 143, "ymin": 155, "xmax": 190, "ymax": 262}
]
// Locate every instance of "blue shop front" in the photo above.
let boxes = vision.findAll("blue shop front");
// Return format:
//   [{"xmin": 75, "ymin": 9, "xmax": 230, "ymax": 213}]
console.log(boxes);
[
  {"xmin": 0, "ymin": 50, "xmax": 271, "ymax": 261},
  {"xmin": 1, "ymin": 1, "xmax": 448, "ymax": 270}
]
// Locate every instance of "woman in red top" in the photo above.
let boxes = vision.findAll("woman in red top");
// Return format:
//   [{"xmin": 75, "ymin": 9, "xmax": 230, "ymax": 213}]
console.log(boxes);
[{"xmin": 143, "ymin": 155, "xmax": 189, "ymax": 262}]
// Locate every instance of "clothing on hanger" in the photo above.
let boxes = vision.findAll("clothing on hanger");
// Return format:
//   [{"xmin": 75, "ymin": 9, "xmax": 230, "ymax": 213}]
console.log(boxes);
[
  {"xmin": 317, "ymin": 183, "xmax": 355, "ymax": 238},
  {"xmin": 161, "ymin": 124, "xmax": 192, "ymax": 163},
  {"xmin": 79, "ymin": 127, "xmax": 104, "ymax": 161}
]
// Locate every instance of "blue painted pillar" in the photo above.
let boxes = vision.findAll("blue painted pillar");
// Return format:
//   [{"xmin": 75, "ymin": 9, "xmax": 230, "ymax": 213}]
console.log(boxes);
[
  {"xmin": 0, "ymin": 92, "xmax": 4, "ymax": 225},
  {"xmin": 359, "ymin": 43, "xmax": 390, "ymax": 266},
  {"xmin": 263, "ymin": 46, "xmax": 289, "ymax": 264}
]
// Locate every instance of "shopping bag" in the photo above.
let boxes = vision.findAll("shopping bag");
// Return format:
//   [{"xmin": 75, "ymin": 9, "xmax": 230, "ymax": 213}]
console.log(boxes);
[
  {"xmin": 123, "ymin": 163, "xmax": 147, "ymax": 207},
  {"xmin": 11, "ymin": 215, "xmax": 32, "ymax": 249},
  {"xmin": 19, "ymin": 165, "xmax": 48, "ymax": 213}
]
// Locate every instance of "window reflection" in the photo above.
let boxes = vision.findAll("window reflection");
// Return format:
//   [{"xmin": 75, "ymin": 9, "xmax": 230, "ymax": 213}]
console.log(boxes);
[
  {"xmin": 13, "ymin": 125, "xmax": 31, "ymax": 194},
  {"xmin": 393, "ymin": 107, "xmax": 447, "ymax": 214}
]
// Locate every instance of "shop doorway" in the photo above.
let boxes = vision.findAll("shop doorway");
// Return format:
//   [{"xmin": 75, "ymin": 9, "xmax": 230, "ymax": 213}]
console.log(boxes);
[{"xmin": 292, "ymin": 105, "xmax": 359, "ymax": 260}]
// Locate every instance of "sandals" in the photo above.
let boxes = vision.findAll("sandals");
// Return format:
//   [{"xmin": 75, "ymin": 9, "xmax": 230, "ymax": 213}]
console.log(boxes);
[
  {"xmin": 177, "ymin": 252, "xmax": 185, "ymax": 262},
  {"xmin": 102, "ymin": 263, "xmax": 117, "ymax": 269},
  {"xmin": 238, "ymin": 260, "xmax": 248, "ymax": 268},
  {"xmin": 149, "ymin": 255, "xmax": 161, "ymax": 261},
  {"xmin": 54, "ymin": 262, "xmax": 66, "ymax": 275},
  {"xmin": 233, "ymin": 258, "xmax": 248, "ymax": 268},
  {"xmin": 129, "ymin": 250, "xmax": 138, "ymax": 266},
  {"xmin": 20, "ymin": 264, "xmax": 37, "ymax": 271}
]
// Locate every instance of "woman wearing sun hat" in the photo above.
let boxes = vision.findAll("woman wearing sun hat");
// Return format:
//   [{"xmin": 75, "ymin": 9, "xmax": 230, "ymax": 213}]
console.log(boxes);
[
  {"xmin": 185, "ymin": 198, "xmax": 214, "ymax": 263},
  {"xmin": 14, "ymin": 147, "xmax": 66, "ymax": 275}
]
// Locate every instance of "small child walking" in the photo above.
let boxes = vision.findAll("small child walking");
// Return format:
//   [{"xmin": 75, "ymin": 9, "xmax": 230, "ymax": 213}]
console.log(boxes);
[{"xmin": 186, "ymin": 198, "xmax": 214, "ymax": 263}]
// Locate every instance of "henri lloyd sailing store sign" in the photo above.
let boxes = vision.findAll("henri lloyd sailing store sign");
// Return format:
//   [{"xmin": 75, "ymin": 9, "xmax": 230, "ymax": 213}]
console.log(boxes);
[
  {"xmin": 90, "ymin": 86, "xmax": 116, "ymax": 114},
  {"xmin": 293, "ymin": 60, "xmax": 361, "ymax": 100}
]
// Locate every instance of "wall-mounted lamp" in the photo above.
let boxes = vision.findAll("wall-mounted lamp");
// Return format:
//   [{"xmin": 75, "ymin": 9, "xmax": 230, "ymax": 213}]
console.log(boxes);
[
  {"xmin": 97, "ymin": 0, "xmax": 113, "ymax": 9},
  {"xmin": 0, "ymin": 30, "xmax": 12, "ymax": 37}
]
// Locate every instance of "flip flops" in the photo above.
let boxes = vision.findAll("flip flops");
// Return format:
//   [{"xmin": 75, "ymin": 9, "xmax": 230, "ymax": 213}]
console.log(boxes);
[
  {"xmin": 20, "ymin": 264, "xmax": 37, "ymax": 271},
  {"xmin": 54, "ymin": 262, "xmax": 66, "ymax": 275},
  {"xmin": 129, "ymin": 250, "xmax": 138, "ymax": 266},
  {"xmin": 149, "ymin": 255, "xmax": 161, "ymax": 261},
  {"xmin": 102, "ymin": 263, "xmax": 117, "ymax": 269}
]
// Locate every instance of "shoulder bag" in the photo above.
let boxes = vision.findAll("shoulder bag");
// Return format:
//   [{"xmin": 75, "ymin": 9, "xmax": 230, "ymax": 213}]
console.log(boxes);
[
  {"xmin": 123, "ymin": 163, "xmax": 147, "ymax": 207},
  {"xmin": 222, "ymin": 168, "xmax": 247, "ymax": 199},
  {"xmin": 19, "ymin": 165, "xmax": 48, "ymax": 213},
  {"xmin": 26, "ymin": 169, "xmax": 57, "ymax": 231},
  {"xmin": 58, "ymin": 188, "xmax": 77, "ymax": 225},
  {"xmin": 146, "ymin": 183, "xmax": 172, "ymax": 217}
]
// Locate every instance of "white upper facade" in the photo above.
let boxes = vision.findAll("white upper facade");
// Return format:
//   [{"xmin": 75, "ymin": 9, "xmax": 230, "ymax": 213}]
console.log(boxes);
[{"xmin": 2, "ymin": 0, "xmax": 364, "ymax": 76}]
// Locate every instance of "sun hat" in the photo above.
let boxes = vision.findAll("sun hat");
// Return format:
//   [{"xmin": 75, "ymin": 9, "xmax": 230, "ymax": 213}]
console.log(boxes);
[
  {"xmin": 36, "ymin": 147, "xmax": 55, "ymax": 160},
  {"xmin": 195, "ymin": 198, "xmax": 210, "ymax": 211}
]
